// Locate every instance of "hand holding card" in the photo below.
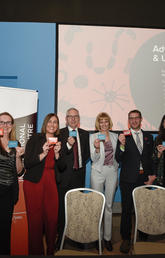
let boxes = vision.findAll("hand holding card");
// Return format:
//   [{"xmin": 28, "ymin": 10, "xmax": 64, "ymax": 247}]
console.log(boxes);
[
  {"xmin": 69, "ymin": 130, "xmax": 77, "ymax": 137},
  {"xmin": 123, "ymin": 130, "xmax": 131, "ymax": 136},
  {"xmin": 118, "ymin": 134, "xmax": 126, "ymax": 146},
  {"xmin": 8, "ymin": 141, "xmax": 18, "ymax": 148},
  {"xmin": 162, "ymin": 141, "xmax": 165, "ymax": 147},
  {"xmin": 0, "ymin": 128, "xmax": 3, "ymax": 136},
  {"xmin": 98, "ymin": 134, "xmax": 106, "ymax": 141},
  {"xmin": 48, "ymin": 137, "xmax": 58, "ymax": 145}
]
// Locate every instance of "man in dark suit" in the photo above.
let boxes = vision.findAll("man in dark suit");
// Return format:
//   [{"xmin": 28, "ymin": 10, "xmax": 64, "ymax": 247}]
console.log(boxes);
[
  {"xmin": 57, "ymin": 107, "xmax": 90, "ymax": 248},
  {"xmin": 115, "ymin": 110, "xmax": 156, "ymax": 254}
]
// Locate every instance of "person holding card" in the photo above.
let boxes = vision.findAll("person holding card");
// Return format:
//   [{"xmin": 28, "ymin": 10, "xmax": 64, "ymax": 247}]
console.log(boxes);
[
  {"xmin": 0, "ymin": 112, "xmax": 24, "ymax": 255},
  {"xmin": 152, "ymin": 114, "xmax": 165, "ymax": 186},
  {"xmin": 90, "ymin": 112, "xmax": 119, "ymax": 251},
  {"xmin": 57, "ymin": 107, "xmax": 90, "ymax": 249},
  {"xmin": 115, "ymin": 110, "xmax": 156, "ymax": 254},
  {"xmin": 23, "ymin": 113, "xmax": 65, "ymax": 255}
]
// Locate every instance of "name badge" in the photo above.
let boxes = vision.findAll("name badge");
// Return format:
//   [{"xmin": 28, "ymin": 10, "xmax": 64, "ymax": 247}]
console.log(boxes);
[
  {"xmin": 69, "ymin": 130, "xmax": 77, "ymax": 137},
  {"xmin": 162, "ymin": 141, "xmax": 165, "ymax": 147},
  {"xmin": 98, "ymin": 134, "xmax": 106, "ymax": 141},
  {"xmin": 48, "ymin": 137, "xmax": 58, "ymax": 145},
  {"xmin": 8, "ymin": 141, "xmax": 18, "ymax": 148},
  {"xmin": 0, "ymin": 128, "xmax": 3, "ymax": 136},
  {"xmin": 123, "ymin": 130, "xmax": 131, "ymax": 136}
]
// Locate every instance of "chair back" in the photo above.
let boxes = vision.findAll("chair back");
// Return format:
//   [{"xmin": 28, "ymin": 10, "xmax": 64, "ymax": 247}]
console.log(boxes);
[
  {"xmin": 132, "ymin": 185, "xmax": 165, "ymax": 243},
  {"xmin": 64, "ymin": 188, "xmax": 105, "ymax": 243}
]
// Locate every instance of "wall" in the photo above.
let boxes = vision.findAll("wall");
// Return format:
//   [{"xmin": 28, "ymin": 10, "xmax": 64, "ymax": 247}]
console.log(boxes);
[{"xmin": 0, "ymin": 22, "xmax": 56, "ymax": 131}]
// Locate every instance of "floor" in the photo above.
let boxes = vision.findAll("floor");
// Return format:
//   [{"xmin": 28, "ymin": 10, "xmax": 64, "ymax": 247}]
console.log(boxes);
[
  {"xmin": 54, "ymin": 213, "xmax": 165, "ymax": 256},
  {"xmin": 55, "ymin": 214, "xmax": 131, "ymax": 256}
]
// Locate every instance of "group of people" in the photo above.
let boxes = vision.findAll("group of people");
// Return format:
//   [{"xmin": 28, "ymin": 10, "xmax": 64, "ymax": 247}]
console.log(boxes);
[{"xmin": 0, "ymin": 108, "xmax": 165, "ymax": 255}]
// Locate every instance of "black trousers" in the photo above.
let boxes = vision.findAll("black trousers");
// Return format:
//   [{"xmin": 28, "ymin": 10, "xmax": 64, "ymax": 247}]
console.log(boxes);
[
  {"xmin": 0, "ymin": 185, "xmax": 14, "ymax": 255},
  {"xmin": 119, "ymin": 175, "xmax": 145, "ymax": 240}
]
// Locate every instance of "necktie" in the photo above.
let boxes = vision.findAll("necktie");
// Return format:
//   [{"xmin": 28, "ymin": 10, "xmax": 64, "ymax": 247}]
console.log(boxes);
[
  {"xmin": 72, "ymin": 131, "xmax": 79, "ymax": 169},
  {"xmin": 135, "ymin": 132, "xmax": 142, "ymax": 154}
]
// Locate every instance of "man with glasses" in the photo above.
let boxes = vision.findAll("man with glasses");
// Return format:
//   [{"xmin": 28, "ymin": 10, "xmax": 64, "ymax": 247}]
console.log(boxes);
[
  {"xmin": 115, "ymin": 110, "xmax": 156, "ymax": 254},
  {"xmin": 57, "ymin": 107, "xmax": 90, "ymax": 249}
]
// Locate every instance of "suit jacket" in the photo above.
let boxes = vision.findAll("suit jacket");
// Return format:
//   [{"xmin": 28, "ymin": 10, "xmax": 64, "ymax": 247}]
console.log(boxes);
[
  {"xmin": 59, "ymin": 127, "xmax": 90, "ymax": 187},
  {"xmin": 115, "ymin": 130, "xmax": 154, "ymax": 183},
  {"xmin": 24, "ymin": 133, "xmax": 65, "ymax": 183},
  {"xmin": 90, "ymin": 131, "xmax": 119, "ymax": 172}
]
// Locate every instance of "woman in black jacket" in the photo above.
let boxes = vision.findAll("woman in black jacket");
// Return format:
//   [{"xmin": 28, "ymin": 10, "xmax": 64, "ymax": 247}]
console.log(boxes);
[
  {"xmin": 152, "ymin": 114, "xmax": 165, "ymax": 186},
  {"xmin": 23, "ymin": 113, "xmax": 65, "ymax": 255}
]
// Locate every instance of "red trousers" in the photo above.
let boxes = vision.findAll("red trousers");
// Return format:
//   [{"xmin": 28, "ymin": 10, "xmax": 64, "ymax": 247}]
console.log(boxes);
[{"xmin": 23, "ymin": 165, "xmax": 58, "ymax": 255}]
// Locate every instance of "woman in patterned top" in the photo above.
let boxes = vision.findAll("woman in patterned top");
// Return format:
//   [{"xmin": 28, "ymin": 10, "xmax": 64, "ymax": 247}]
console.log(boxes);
[{"xmin": 0, "ymin": 112, "xmax": 24, "ymax": 255}]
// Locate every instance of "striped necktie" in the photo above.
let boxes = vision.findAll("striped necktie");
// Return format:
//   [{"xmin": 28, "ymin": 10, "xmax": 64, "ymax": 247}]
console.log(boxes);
[
  {"xmin": 72, "ymin": 130, "xmax": 79, "ymax": 169},
  {"xmin": 135, "ymin": 132, "xmax": 142, "ymax": 154}
]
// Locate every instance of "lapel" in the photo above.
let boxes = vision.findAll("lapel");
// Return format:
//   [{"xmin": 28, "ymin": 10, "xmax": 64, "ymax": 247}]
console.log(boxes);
[
  {"xmin": 142, "ymin": 130, "xmax": 147, "ymax": 154},
  {"xmin": 77, "ymin": 128, "xmax": 82, "ymax": 147},
  {"xmin": 65, "ymin": 127, "xmax": 69, "ymax": 138},
  {"xmin": 109, "ymin": 131, "xmax": 116, "ymax": 151}
]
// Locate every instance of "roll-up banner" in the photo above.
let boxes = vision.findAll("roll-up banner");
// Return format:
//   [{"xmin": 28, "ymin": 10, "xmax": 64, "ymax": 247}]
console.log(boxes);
[{"xmin": 0, "ymin": 86, "xmax": 38, "ymax": 255}]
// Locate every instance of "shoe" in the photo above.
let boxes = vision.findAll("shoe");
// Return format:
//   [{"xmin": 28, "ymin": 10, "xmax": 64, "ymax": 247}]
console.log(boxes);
[
  {"xmin": 120, "ymin": 240, "xmax": 131, "ymax": 254},
  {"xmin": 138, "ymin": 231, "xmax": 148, "ymax": 241},
  {"xmin": 96, "ymin": 240, "xmax": 103, "ymax": 251},
  {"xmin": 104, "ymin": 240, "xmax": 113, "ymax": 251},
  {"xmin": 55, "ymin": 235, "xmax": 62, "ymax": 251}
]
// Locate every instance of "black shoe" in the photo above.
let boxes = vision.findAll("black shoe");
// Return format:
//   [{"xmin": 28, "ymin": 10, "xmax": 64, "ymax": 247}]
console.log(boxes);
[
  {"xmin": 96, "ymin": 240, "xmax": 103, "ymax": 251},
  {"xmin": 104, "ymin": 240, "xmax": 113, "ymax": 251},
  {"xmin": 138, "ymin": 231, "xmax": 148, "ymax": 241},
  {"xmin": 55, "ymin": 235, "xmax": 62, "ymax": 251},
  {"xmin": 120, "ymin": 240, "xmax": 131, "ymax": 254}
]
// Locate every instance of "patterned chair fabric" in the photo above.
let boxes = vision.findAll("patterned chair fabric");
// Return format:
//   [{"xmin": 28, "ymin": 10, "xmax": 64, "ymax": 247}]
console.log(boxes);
[
  {"xmin": 132, "ymin": 185, "xmax": 165, "ymax": 254},
  {"xmin": 133, "ymin": 185, "xmax": 165, "ymax": 238},
  {"xmin": 60, "ymin": 188, "xmax": 105, "ymax": 255}
]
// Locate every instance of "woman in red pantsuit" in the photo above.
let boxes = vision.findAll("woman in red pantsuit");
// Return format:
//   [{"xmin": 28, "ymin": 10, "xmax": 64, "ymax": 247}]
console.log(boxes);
[{"xmin": 23, "ymin": 113, "xmax": 65, "ymax": 255}]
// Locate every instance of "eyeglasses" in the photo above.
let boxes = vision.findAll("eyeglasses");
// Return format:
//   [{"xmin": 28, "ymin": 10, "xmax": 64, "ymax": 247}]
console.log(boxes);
[
  {"xmin": 67, "ymin": 115, "xmax": 79, "ymax": 119},
  {"xmin": 0, "ymin": 121, "xmax": 13, "ymax": 126}
]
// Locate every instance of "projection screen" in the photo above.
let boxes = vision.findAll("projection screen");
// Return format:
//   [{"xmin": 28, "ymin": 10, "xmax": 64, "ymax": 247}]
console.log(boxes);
[{"xmin": 57, "ymin": 25, "xmax": 165, "ymax": 131}]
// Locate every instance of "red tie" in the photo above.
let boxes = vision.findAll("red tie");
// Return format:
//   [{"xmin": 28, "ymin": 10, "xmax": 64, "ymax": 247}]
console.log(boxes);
[{"xmin": 73, "ymin": 134, "xmax": 79, "ymax": 170}]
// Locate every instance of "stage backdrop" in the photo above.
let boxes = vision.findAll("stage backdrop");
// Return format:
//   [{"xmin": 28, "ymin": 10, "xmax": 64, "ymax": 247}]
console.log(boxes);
[{"xmin": 0, "ymin": 86, "xmax": 38, "ymax": 255}]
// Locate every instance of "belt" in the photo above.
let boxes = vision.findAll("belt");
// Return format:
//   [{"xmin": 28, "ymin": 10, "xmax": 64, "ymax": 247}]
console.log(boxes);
[{"xmin": 139, "ymin": 170, "xmax": 144, "ymax": 174}]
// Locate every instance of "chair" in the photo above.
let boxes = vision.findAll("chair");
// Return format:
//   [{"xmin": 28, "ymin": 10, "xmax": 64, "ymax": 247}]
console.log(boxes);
[
  {"xmin": 132, "ymin": 185, "xmax": 165, "ymax": 254},
  {"xmin": 59, "ymin": 188, "xmax": 105, "ymax": 255}
]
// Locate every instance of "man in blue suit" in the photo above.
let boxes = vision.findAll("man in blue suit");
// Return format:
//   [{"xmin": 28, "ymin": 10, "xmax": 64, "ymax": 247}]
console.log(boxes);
[{"xmin": 115, "ymin": 110, "xmax": 156, "ymax": 254}]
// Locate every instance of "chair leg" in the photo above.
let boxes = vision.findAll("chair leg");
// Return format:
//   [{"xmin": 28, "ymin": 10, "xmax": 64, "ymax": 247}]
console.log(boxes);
[
  {"xmin": 59, "ymin": 233, "xmax": 65, "ymax": 250},
  {"xmin": 98, "ymin": 238, "xmax": 102, "ymax": 255}
]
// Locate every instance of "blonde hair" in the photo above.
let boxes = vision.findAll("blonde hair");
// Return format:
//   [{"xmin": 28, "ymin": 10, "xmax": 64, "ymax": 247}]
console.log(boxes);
[{"xmin": 95, "ymin": 112, "xmax": 113, "ymax": 131}]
